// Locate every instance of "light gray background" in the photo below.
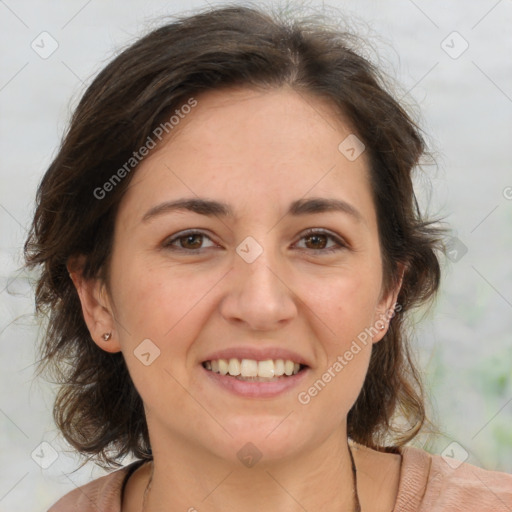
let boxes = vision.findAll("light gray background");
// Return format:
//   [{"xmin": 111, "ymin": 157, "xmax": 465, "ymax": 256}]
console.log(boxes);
[{"xmin": 1, "ymin": 0, "xmax": 511, "ymax": 510}]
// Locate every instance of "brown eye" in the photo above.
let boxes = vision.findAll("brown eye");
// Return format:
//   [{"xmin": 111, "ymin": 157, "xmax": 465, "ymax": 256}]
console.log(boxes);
[
  {"xmin": 163, "ymin": 230, "xmax": 217, "ymax": 252},
  {"xmin": 304, "ymin": 233, "xmax": 328, "ymax": 250},
  {"xmin": 178, "ymin": 234, "xmax": 204, "ymax": 250},
  {"xmin": 295, "ymin": 229, "xmax": 347, "ymax": 254}
]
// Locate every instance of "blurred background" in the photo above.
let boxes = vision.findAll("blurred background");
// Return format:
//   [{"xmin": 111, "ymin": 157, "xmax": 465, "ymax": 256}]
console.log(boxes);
[{"xmin": 0, "ymin": 0, "xmax": 511, "ymax": 509}]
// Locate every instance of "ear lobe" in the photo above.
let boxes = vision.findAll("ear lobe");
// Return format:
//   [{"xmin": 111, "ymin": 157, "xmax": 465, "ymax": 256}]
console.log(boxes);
[{"xmin": 67, "ymin": 260, "xmax": 121, "ymax": 354}]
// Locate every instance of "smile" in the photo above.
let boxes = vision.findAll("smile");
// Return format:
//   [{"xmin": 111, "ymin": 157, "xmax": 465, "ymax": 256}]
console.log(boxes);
[
  {"xmin": 201, "ymin": 356, "xmax": 309, "ymax": 398},
  {"xmin": 202, "ymin": 358, "xmax": 305, "ymax": 381}
]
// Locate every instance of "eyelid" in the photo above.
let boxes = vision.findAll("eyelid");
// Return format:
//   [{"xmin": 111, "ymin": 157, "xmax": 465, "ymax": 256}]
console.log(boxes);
[
  {"xmin": 162, "ymin": 228, "xmax": 349, "ymax": 254},
  {"xmin": 162, "ymin": 229, "xmax": 219, "ymax": 251},
  {"xmin": 295, "ymin": 228, "xmax": 349, "ymax": 252}
]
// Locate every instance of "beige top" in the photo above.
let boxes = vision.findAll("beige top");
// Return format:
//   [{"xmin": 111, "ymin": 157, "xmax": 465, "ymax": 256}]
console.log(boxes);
[{"xmin": 47, "ymin": 445, "xmax": 512, "ymax": 511}]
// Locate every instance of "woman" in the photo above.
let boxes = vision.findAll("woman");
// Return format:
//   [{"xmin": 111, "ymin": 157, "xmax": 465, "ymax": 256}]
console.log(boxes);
[{"xmin": 24, "ymin": 3, "xmax": 512, "ymax": 511}]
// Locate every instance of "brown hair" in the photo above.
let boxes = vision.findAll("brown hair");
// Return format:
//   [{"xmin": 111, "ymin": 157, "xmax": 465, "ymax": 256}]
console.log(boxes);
[{"xmin": 24, "ymin": 2, "xmax": 445, "ymax": 468}]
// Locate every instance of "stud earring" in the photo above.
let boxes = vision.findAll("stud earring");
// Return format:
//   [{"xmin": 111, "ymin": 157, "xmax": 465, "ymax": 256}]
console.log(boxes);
[
  {"xmin": 379, "ymin": 324, "xmax": 386, "ymax": 330},
  {"xmin": 102, "ymin": 332, "xmax": 112, "ymax": 341}
]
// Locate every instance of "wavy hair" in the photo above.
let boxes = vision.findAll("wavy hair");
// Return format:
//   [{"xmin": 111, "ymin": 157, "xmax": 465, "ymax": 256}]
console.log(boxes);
[{"xmin": 24, "ymin": 3, "xmax": 445, "ymax": 468}]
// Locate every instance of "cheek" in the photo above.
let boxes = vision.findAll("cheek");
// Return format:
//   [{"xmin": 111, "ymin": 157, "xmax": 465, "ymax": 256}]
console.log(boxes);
[
  {"xmin": 306, "ymin": 269, "xmax": 382, "ymax": 345},
  {"xmin": 111, "ymin": 263, "xmax": 209, "ymax": 413},
  {"xmin": 299, "ymin": 279, "xmax": 376, "ymax": 412},
  {"xmin": 110, "ymin": 255, "xmax": 222, "ymax": 360}
]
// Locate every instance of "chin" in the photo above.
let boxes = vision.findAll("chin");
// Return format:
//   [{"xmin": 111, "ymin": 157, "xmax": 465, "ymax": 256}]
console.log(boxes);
[{"xmin": 213, "ymin": 414, "xmax": 311, "ymax": 464}]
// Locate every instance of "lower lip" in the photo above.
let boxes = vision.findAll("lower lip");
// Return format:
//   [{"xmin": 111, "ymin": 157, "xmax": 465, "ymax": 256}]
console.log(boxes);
[{"xmin": 201, "ymin": 365, "xmax": 309, "ymax": 398}]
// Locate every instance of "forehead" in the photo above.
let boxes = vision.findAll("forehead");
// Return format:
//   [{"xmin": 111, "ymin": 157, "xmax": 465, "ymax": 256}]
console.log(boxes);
[
  {"xmin": 117, "ymin": 86, "xmax": 375, "ymax": 228},
  {"xmin": 169, "ymin": 86, "xmax": 357, "ymax": 158}
]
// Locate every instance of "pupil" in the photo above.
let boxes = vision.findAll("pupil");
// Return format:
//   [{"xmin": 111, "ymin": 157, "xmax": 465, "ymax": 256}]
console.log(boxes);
[
  {"xmin": 183, "ymin": 234, "xmax": 202, "ymax": 248},
  {"xmin": 307, "ymin": 234, "xmax": 326, "ymax": 249}
]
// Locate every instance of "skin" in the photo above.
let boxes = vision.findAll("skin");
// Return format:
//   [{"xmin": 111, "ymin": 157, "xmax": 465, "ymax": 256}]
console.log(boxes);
[{"xmin": 70, "ymin": 86, "xmax": 403, "ymax": 511}]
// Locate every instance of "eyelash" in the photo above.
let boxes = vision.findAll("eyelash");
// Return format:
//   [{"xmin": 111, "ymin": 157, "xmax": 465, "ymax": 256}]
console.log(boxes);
[{"xmin": 162, "ymin": 228, "xmax": 348, "ymax": 254}]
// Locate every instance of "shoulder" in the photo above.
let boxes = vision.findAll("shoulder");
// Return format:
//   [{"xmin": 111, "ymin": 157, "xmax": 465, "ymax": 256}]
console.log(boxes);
[
  {"xmin": 395, "ymin": 444, "xmax": 512, "ymax": 511},
  {"xmin": 47, "ymin": 460, "xmax": 146, "ymax": 512}
]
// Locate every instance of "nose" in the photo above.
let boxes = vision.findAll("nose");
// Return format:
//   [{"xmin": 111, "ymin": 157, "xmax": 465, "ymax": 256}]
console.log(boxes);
[{"xmin": 219, "ymin": 245, "xmax": 298, "ymax": 332}]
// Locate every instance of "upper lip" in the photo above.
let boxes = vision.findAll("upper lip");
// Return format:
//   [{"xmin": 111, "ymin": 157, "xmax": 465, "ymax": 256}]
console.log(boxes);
[{"xmin": 202, "ymin": 346, "xmax": 311, "ymax": 367}]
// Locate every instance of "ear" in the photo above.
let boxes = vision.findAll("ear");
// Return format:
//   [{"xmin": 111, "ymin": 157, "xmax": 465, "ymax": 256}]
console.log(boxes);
[
  {"xmin": 371, "ymin": 263, "xmax": 405, "ymax": 344},
  {"xmin": 67, "ymin": 258, "xmax": 121, "ymax": 353}
]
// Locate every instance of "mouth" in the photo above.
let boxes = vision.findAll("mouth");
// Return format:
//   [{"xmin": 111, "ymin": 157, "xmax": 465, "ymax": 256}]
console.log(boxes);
[
  {"xmin": 200, "ymin": 347, "xmax": 311, "ymax": 398},
  {"xmin": 202, "ymin": 358, "xmax": 307, "ymax": 382}
]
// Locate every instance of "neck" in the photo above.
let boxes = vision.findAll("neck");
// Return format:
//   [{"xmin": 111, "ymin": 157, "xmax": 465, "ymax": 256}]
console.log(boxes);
[{"xmin": 141, "ymin": 428, "xmax": 358, "ymax": 512}]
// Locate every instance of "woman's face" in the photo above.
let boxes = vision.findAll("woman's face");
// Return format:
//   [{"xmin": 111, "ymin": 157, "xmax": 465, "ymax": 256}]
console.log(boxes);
[{"xmin": 90, "ymin": 87, "xmax": 399, "ymax": 464}]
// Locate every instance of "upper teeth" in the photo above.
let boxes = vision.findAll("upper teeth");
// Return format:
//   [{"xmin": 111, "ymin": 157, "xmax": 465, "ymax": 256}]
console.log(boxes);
[{"xmin": 204, "ymin": 358, "xmax": 301, "ymax": 377}]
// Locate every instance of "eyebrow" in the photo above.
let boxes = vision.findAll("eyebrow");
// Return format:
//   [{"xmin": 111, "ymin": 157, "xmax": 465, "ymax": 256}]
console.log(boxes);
[{"xmin": 141, "ymin": 197, "xmax": 364, "ymax": 224}]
